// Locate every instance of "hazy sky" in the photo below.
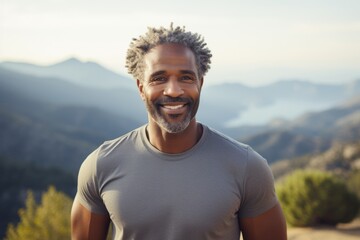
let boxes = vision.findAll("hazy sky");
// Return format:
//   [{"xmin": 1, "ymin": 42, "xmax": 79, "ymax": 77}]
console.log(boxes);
[{"xmin": 1, "ymin": 0, "xmax": 360, "ymax": 86}]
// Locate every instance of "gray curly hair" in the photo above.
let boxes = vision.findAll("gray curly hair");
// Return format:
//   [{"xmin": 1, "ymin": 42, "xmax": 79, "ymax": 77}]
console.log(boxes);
[{"xmin": 125, "ymin": 23, "xmax": 212, "ymax": 81}]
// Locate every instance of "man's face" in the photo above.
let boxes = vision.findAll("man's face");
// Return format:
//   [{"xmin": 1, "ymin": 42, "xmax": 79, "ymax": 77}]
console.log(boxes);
[{"xmin": 137, "ymin": 43, "xmax": 203, "ymax": 133}]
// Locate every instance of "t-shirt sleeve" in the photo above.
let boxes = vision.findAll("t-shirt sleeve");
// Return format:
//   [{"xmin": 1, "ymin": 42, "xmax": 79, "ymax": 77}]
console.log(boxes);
[
  {"xmin": 75, "ymin": 148, "xmax": 108, "ymax": 215},
  {"xmin": 238, "ymin": 147, "xmax": 278, "ymax": 218}
]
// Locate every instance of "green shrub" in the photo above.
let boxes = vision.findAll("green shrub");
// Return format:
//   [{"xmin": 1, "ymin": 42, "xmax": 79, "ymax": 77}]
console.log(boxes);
[
  {"xmin": 5, "ymin": 186, "xmax": 72, "ymax": 240},
  {"xmin": 347, "ymin": 170, "xmax": 360, "ymax": 201},
  {"xmin": 277, "ymin": 170, "xmax": 359, "ymax": 227}
]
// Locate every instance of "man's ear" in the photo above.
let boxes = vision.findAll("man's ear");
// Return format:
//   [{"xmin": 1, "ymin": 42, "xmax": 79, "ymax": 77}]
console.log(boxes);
[
  {"xmin": 137, "ymin": 79, "xmax": 145, "ymax": 101},
  {"xmin": 200, "ymin": 77, "xmax": 204, "ymax": 89}
]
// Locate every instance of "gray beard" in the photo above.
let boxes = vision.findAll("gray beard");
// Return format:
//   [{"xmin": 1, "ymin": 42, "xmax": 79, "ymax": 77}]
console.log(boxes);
[
  {"xmin": 144, "ymin": 95, "xmax": 195, "ymax": 133},
  {"xmin": 152, "ymin": 111, "xmax": 192, "ymax": 133}
]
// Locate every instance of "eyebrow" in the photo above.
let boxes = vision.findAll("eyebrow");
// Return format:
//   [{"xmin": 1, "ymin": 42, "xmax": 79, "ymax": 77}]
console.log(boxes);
[
  {"xmin": 180, "ymin": 70, "xmax": 197, "ymax": 76},
  {"xmin": 149, "ymin": 71, "xmax": 166, "ymax": 79},
  {"xmin": 150, "ymin": 70, "xmax": 197, "ymax": 78}
]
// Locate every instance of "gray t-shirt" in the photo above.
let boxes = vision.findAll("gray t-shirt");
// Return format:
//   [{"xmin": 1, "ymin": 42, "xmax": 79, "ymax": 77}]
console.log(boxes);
[{"xmin": 75, "ymin": 124, "xmax": 277, "ymax": 240}]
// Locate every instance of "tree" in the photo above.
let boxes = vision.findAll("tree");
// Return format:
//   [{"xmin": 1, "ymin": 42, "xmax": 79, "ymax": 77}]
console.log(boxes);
[
  {"xmin": 277, "ymin": 170, "xmax": 359, "ymax": 227},
  {"xmin": 5, "ymin": 186, "xmax": 72, "ymax": 240},
  {"xmin": 5, "ymin": 191, "xmax": 38, "ymax": 240}
]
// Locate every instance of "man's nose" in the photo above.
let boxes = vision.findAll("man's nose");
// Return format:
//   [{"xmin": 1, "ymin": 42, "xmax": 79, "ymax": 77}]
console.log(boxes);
[{"xmin": 163, "ymin": 78, "xmax": 184, "ymax": 97}]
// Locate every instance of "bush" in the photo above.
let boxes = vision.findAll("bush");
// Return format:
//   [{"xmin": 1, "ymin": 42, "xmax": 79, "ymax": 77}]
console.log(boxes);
[
  {"xmin": 347, "ymin": 170, "xmax": 360, "ymax": 202},
  {"xmin": 5, "ymin": 186, "xmax": 72, "ymax": 240},
  {"xmin": 277, "ymin": 170, "xmax": 359, "ymax": 227}
]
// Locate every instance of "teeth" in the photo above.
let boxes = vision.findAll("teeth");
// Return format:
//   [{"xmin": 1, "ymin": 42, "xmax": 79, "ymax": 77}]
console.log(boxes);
[{"xmin": 163, "ymin": 105, "xmax": 184, "ymax": 110}]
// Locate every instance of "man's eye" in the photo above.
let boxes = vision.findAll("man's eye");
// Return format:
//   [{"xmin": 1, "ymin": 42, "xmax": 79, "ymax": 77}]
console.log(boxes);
[
  {"xmin": 152, "ymin": 76, "xmax": 166, "ymax": 82},
  {"xmin": 180, "ymin": 75, "xmax": 194, "ymax": 81}
]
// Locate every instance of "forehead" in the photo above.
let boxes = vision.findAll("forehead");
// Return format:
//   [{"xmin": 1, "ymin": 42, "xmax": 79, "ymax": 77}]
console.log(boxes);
[{"xmin": 143, "ymin": 44, "xmax": 197, "ymax": 75}]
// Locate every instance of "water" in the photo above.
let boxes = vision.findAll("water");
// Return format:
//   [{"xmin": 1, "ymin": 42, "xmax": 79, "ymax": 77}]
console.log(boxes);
[{"xmin": 225, "ymin": 100, "xmax": 337, "ymax": 127}]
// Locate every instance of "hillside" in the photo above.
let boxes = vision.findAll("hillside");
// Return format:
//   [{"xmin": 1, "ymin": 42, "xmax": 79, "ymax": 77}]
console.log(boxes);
[
  {"xmin": 0, "ymin": 66, "xmax": 147, "ymax": 122},
  {"xmin": 289, "ymin": 97, "xmax": 360, "ymax": 140},
  {"xmin": 241, "ymin": 97, "xmax": 360, "ymax": 163},
  {"xmin": 201, "ymin": 79, "xmax": 360, "ymax": 130},
  {"xmin": 271, "ymin": 141, "xmax": 360, "ymax": 181},
  {"xmin": 243, "ymin": 130, "xmax": 331, "ymax": 163},
  {"xmin": 0, "ymin": 69, "xmax": 141, "ymax": 173}
]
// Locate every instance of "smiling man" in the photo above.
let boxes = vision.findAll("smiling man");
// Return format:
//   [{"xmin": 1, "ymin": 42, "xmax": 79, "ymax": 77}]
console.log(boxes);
[
  {"xmin": 71, "ymin": 24, "xmax": 287, "ymax": 240},
  {"xmin": 142, "ymin": 44, "xmax": 200, "ymax": 131}
]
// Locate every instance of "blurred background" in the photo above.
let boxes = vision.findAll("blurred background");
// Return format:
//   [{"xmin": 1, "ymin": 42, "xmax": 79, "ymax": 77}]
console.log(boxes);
[{"xmin": 1, "ymin": 0, "xmax": 360, "ymax": 239}]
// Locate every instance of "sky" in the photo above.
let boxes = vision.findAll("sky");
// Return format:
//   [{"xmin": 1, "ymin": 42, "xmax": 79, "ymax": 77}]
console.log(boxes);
[{"xmin": 1, "ymin": 0, "xmax": 360, "ymax": 86}]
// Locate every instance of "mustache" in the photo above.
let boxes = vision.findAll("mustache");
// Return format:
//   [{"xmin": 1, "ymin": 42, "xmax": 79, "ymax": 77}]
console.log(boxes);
[{"xmin": 155, "ymin": 97, "xmax": 193, "ymax": 105}]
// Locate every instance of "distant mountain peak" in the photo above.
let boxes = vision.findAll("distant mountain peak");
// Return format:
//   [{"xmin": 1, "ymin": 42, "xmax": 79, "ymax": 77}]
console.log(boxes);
[
  {"xmin": 52, "ymin": 58, "xmax": 107, "ymax": 70},
  {"xmin": 52, "ymin": 57, "xmax": 82, "ymax": 66},
  {"xmin": 64, "ymin": 57, "xmax": 80, "ymax": 62},
  {"xmin": 0, "ymin": 58, "xmax": 134, "ymax": 89}
]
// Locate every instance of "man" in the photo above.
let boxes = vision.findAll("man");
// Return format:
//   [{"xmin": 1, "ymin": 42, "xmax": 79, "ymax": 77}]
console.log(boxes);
[{"xmin": 71, "ymin": 24, "xmax": 287, "ymax": 240}]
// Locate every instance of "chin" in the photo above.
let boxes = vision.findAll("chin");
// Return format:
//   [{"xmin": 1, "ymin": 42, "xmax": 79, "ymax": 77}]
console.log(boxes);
[{"xmin": 156, "ymin": 116, "xmax": 192, "ymax": 134}]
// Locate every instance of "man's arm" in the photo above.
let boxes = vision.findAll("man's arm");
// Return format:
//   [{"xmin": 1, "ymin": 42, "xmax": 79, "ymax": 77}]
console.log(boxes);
[
  {"xmin": 71, "ymin": 198, "xmax": 110, "ymax": 240},
  {"xmin": 239, "ymin": 203, "xmax": 287, "ymax": 240}
]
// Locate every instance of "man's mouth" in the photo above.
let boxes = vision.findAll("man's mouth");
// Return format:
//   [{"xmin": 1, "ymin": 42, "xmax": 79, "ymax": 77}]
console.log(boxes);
[
  {"xmin": 160, "ymin": 103, "xmax": 188, "ymax": 115},
  {"xmin": 162, "ymin": 104, "xmax": 186, "ymax": 110},
  {"xmin": 155, "ymin": 97, "xmax": 192, "ymax": 116}
]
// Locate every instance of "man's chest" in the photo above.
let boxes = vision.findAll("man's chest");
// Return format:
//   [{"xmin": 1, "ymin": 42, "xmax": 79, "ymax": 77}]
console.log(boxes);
[{"xmin": 100, "ymin": 159, "xmax": 241, "ymax": 237}]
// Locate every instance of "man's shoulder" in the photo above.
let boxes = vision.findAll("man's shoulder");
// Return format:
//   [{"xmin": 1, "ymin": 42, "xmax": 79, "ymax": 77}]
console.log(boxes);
[
  {"xmin": 103, "ymin": 125, "xmax": 143, "ymax": 145},
  {"xmin": 204, "ymin": 125, "xmax": 267, "ymax": 165},
  {"xmin": 206, "ymin": 125, "xmax": 250, "ymax": 152},
  {"xmin": 82, "ymin": 125, "xmax": 146, "ymax": 175},
  {"xmin": 95, "ymin": 125, "xmax": 145, "ymax": 159}
]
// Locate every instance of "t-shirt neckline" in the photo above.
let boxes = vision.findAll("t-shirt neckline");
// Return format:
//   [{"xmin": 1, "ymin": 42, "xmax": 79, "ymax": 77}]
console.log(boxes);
[{"xmin": 140, "ymin": 123, "xmax": 208, "ymax": 161}]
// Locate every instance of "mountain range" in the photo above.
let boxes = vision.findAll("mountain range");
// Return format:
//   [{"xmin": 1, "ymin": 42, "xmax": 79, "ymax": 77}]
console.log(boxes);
[
  {"xmin": 1, "ymin": 58, "xmax": 134, "ymax": 89},
  {"xmin": 0, "ymin": 66, "xmax": 141, "ymax": 173},
  {"xmin": 1, "ymin": 58, "xmax": 360, "ymax": 171},
  {"xmin": 239, "ymin": 97, "xmax": 360, "ymax": 163},
  {"xmin": 271, "ymin": 140, "xmax": 360, "ymax": 181},
  {"xmin": 2, "ymin": 58, "xmax": 360, "ymax": 133}
]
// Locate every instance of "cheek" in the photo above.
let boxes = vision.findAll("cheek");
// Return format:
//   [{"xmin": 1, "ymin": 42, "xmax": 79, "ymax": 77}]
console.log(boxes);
[
  {"xmin": 189, "ymin": 86, "xmax": 201, "ymax": 99},
  {"xmin": 142, "ymin": 87, "xmax": 160, "ymax": 102}
]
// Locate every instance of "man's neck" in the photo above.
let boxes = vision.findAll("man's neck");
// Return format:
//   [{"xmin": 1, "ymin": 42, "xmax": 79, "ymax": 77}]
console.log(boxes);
[{"xmin": 146, "ymin": 120, "xmax": 203, "ymax": 154}]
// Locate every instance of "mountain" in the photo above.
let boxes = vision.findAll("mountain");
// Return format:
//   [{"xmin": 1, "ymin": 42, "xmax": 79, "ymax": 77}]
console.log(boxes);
[
  {"xmin": 241, "ymin": 97, "xmax": 360, "ymax": 163},
  {"xmin": 287, "ymin": 97, "xmax": 360, "ymax": 138},
  {"xmin": 0, "ymin": 66, "xmax": 146, "ymax": 123},
  {"xmin": 201, "ymin": 79, "xmax": 360, "ymax": 130},
  {"xmin": 243, "ymin": 130, "xmax": 331, "ymax": 164},
  {"xmin": 0, "ymin": 68, "xmax": 141, "ymax": 173},
  {"xmin": 1, "ymin": 59, "xmax": 360, "ymax": 168},
  {"xmin": 271, "ymin": 141, "xmax": 360, "ymax": 181},
  {"xmin": 0, "ymin": 58, "xmax": 134, "ymax": 89},
  {"xmin": 2, "ymin": 59, "xmax": 360, "ymax": 131}
]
